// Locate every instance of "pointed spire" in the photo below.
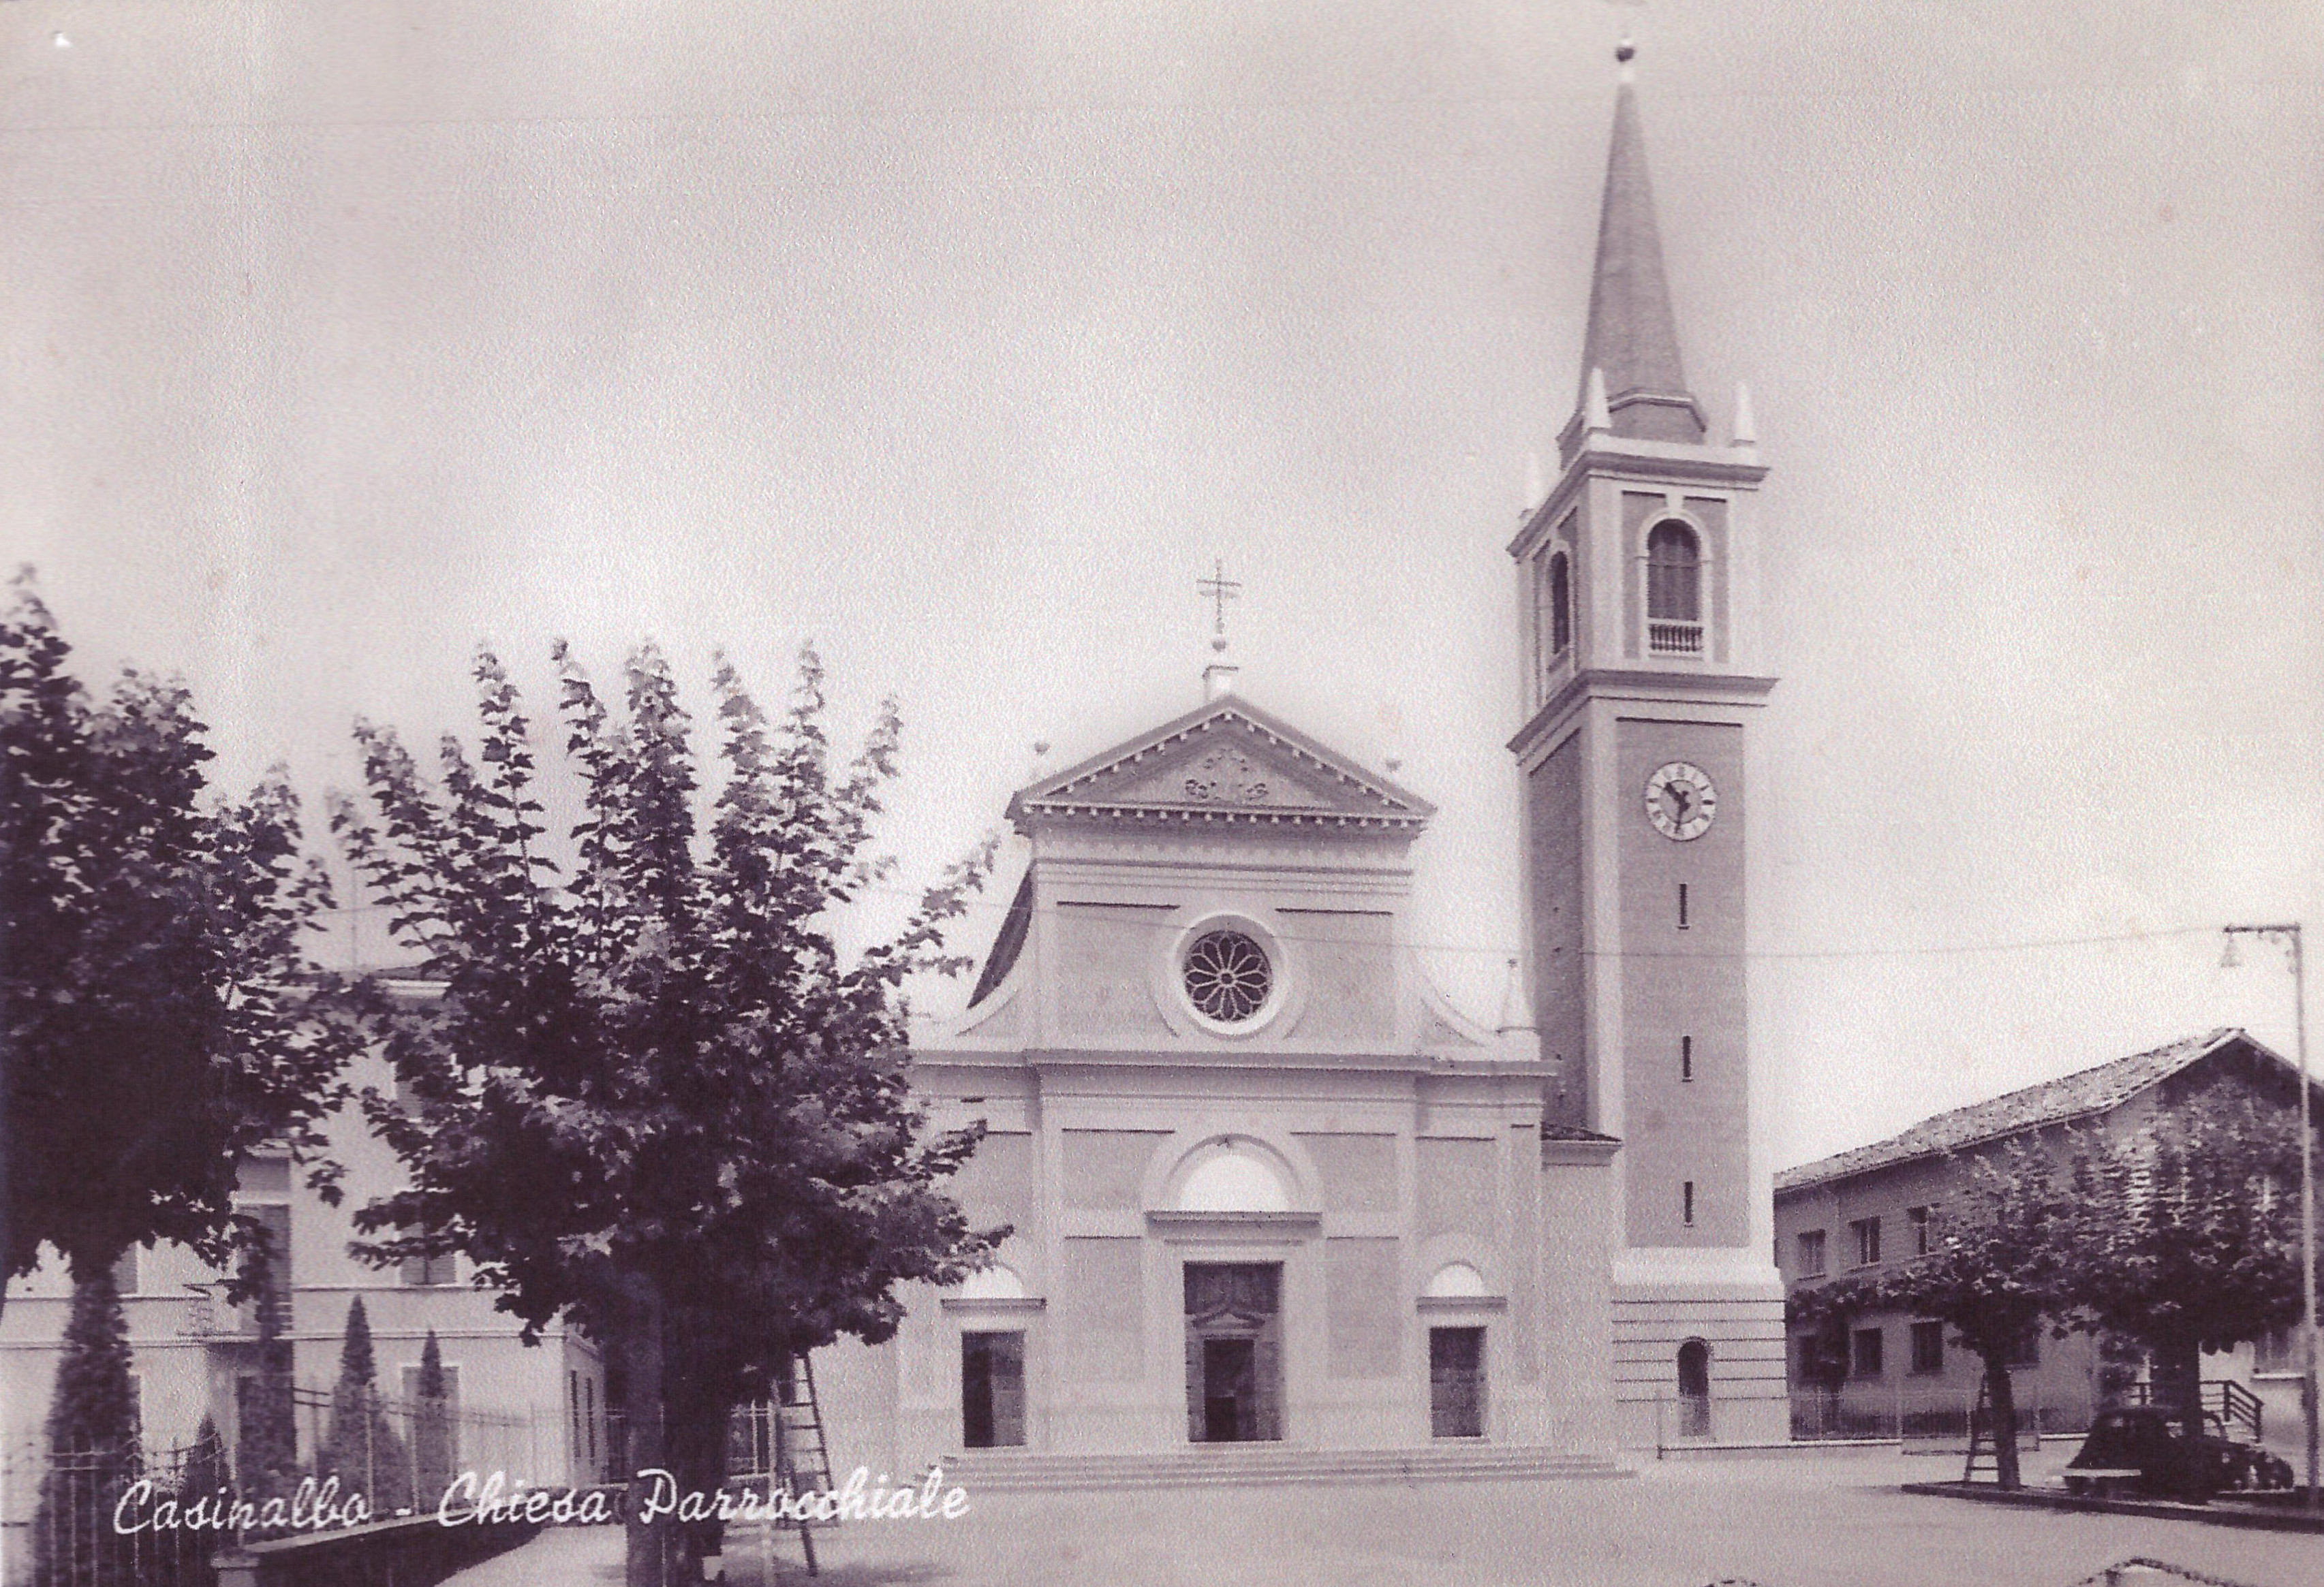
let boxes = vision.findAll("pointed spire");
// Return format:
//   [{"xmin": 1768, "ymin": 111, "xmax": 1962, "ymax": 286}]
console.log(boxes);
[{"xmin": 1572, "ymin": 41, "xmax": 1705, "ymax": 447}]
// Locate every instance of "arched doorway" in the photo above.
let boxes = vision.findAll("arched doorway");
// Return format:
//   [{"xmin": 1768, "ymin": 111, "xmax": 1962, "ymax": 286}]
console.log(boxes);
[{"xmin": 1677, "ymin": 1339, "xmax": 1712, "ymax": 1437}]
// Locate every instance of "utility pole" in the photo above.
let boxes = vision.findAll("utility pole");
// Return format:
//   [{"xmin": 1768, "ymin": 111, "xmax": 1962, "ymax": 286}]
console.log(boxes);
[{"xmin": 2222, "ymin": 923, "xmax": 2316, "ymax": 1509}]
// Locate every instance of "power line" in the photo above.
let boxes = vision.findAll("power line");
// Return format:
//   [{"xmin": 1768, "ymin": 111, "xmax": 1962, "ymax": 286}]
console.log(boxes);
[{"xmin": 300, "ymin": 890, "xmax": 2234, "ymax": 967}]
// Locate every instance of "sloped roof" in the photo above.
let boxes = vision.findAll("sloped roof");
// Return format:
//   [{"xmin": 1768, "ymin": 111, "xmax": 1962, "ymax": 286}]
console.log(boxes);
[
  {"xmin": 1773, "ymin": 1028, "xmax": 2255, "ymax": 1194},
  {"xmin": 965, "ymin": 869, "xmax": 1032, "ymax": 1009},
  {"xmin": 1541, "ymin": 1122, "xmax": 1621, "ymax": 1144},
  {"xmin": 1007, "ymin": 693, "xmax": 1433, "ymax": 832}
]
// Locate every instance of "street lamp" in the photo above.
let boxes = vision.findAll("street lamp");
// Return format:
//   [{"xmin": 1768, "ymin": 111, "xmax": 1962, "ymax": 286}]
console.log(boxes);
[{"xmin": 2222, "ymin": 923, "xmax": 2317, "ymax": 1509}]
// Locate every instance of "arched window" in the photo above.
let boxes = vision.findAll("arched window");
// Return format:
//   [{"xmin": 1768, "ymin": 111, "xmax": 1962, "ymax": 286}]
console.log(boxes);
[
  {"xmin": 954, "ymin": 1263, "xmax": 1027, "ymax": 1302},
  {"xmin": 1645, "ymin": 521, "xmax": 1703, "ymax": 655},
  {"xmin": 1423, "ymin": 1261, "xmax": 1489, "ymax": 1299},
  {"xmin": 1175, "ymin": 1146, "xmax": 1292, "ymax": 1213}
]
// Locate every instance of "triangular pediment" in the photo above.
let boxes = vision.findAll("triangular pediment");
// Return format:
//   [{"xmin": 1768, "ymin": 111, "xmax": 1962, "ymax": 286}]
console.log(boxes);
[{"xmin": 1010, "ymin": 695, "xmax": 1433, "ymax": 830}]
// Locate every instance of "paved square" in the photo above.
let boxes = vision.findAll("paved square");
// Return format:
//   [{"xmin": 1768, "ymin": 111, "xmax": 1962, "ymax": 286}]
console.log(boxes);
[{"xmin": 449, "ymin": 1449, "xmax": 2322, "ymax": 1587}]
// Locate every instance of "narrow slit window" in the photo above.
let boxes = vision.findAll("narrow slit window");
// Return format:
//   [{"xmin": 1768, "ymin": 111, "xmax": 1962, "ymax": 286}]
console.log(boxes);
[
  {"xmin": 1677, "ymin": 884, "xmax": 1690, "ymax": 930},
  {"xmin": 1681, "ymin": 1036, "xmax": 1693, "ymax": 1082},
  {"xmin": 1682, "ymin": 1180, "xmax": 1696, "ymax": 1226}
]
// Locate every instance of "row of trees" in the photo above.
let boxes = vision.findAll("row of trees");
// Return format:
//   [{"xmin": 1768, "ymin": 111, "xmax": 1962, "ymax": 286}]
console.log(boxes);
[
  {"xmin": 3, "ymin": 575, "xmax": 1007, "ymax": 1586},
  {"xmin": 1790, "ymin": 1091, "xmax": 2317, "ymax": 1490}
]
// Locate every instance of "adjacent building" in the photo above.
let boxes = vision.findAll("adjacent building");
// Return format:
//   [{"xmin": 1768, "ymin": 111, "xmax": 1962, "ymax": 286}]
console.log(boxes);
[
  {"xmin": 0, "ymin": 1025, "xmax": 608, "ymax": 1535},
  {"xmin": 1774, "ymin": 1028, "xmax": 2319, "ymax": 1450}
]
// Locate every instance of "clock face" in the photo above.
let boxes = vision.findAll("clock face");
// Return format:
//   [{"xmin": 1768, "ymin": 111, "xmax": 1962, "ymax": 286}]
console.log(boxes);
[{"xmin": 1644, "ymin": 761, "xmax": 1718, "ymax": 841}]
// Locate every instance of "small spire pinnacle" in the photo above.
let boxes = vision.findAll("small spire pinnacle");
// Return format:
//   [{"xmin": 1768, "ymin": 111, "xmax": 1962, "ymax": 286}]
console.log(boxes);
[
  {"xmin": 1584, "ymin": 366, "xmax": 1612, "ymax": 432},
  {"xmin": 1497, "ymin": 957, "xmax": 1534, "ymax": 1035},
  {"xmin": 1732, "ymin": 381, "xmax": 1757, "ymax": 447}
]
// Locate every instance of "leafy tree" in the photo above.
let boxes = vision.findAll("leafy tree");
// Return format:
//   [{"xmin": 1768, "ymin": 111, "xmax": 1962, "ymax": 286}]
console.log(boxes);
[
  {"xmin": 332, "ymin": 643, "xmax": 1004, "ymax": 1586},
  {"xmin": 33, "ymin": 1266, "xmax": 140, "ymax": 1587},
  {"xmin": 412, "ymin": 1330, "xmax": 454, "ymax": 1507},
  {"xmin": 0, "ymin": 573, "xmax": 358, "ymax": 1314},
  {"xmin": 322, "ymin": 1296, "xmax": 411, "ymax": 1513},
  {"xmin": 2060, "ymin": 1089, "xmax": 2314, "ymax": 1448},
  {"xmin": 1872, "ymin": 1143, "xmax": 2079, "ymax": 1489}
]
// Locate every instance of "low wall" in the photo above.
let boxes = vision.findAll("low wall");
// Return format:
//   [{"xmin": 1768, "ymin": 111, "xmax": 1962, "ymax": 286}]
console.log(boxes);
[{"xmin": 214, "ymin": 1514, "xmax": 543, "ymax": 1587}]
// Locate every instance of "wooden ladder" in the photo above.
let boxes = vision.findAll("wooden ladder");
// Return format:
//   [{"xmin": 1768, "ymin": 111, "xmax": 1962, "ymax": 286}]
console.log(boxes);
[{"xmin": 771, "ymin": 1354, "xmax": 834, "ymax": 1577}]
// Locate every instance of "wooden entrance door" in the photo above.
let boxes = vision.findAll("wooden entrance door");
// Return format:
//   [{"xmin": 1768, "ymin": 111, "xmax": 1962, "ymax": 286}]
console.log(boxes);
[
  {"xmin": 1677, "ymin": 1339, "xmax": 1711, "ymax": 1437},
  {"xmin": 1203, "ymin": 1338, "xmax": 1256, "ymax": 1441},
  {"xmin": 1429, "ymin": 1327, "xmax": 1485, "ymax": 1438},
  {"xmin": 961, "ymin": 1331, "xmax": 1025, "ymax": 1447}
]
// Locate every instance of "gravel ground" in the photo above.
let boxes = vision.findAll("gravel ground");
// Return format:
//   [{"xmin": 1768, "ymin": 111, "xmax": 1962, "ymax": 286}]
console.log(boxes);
[{"xmin": 445, "ymin": 1447, "xmax": 2323, "ymax": 1587}]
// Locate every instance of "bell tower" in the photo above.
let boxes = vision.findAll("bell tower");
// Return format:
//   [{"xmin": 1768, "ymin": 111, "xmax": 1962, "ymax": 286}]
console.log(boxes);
[{"xmin": 1509, "ymin": 44, "xmax": 1786, "ymax": 1445}]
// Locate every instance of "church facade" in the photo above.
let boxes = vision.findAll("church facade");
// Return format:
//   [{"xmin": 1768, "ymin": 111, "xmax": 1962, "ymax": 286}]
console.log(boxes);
[
  {"xmin": 818, "ymin": 686, "xmax": 1622, "ymax": 1468},
  {"xmin": 820, "ymin": 51, "xmax": 1786, "ymax": 1468}
]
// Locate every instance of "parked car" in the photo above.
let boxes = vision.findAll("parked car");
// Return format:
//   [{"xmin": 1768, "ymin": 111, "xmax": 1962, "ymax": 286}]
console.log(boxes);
[{"xmin": 2064, "ymin": 1407, "xmax": 2295, "ymax": 1501}]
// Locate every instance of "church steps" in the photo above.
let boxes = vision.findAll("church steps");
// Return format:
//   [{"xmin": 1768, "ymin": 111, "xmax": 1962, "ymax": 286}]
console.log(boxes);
[{"xmin": 936, "ymin": 1445, "xmax": 1629, "ymax": 1491}]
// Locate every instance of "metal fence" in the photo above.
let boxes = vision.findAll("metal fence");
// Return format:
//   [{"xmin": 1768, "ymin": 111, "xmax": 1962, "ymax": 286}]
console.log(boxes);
[
  {"xmin": 1, "ymin": 1389, "xmax": 553, "ymax": 1587},
  {"xmin": 1788, "ymin": 1385, "xmax": 2077, "ymax": 1446},
  {"xmin": 3, "ymin": 1434, "xmax": 221, "ymax": 1587},
  {"xmin": 281, "ymin": 1386, "xmax": 545, "ymax": 1515}
]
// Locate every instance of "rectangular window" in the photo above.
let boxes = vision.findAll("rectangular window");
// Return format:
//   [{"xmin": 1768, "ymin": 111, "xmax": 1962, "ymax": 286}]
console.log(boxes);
[
  {"xmin": 2006, "ymin": 1326, "xmax": 2040, "ymax": 1368},
  {"xmin": 585, "ymin": 1379, "xmax": 597, "ymax": 1466},
  {"xmin": 1851, "ymin": 1326, "xmax": 1885, "ymax": 1379},
  {"xmin": 962, "ymin": 1332, "xmax": 1027, "ymax": 1448},
  {"xmin": 1908, "ymin": 1206, "xmax": 1932, "ymax": 1257},
  {"xmin": 1681, "ymin": 1036, "xmax": 1693, "ymax": 1082},
  {"xmin": 113, "ymin": 1244, "xmax": 140, "ymax": 1296},
  {"xmin": 1850, "ymin": 1216, "xmax": 1881, "ymax": 1268},
  {"xmin": 1677, "ymin": 884, "xmax": 1690, "ymax": 930},
  {"xmin": 1910, "ymin": 1321, "xmax": 1945, "ymax": 1376},
  {"xmin": 1682, "ymin": 1181, "xmax": 1696, "ymax": 1226},
  {"xmin": 2256, "ymin": 1327, "xmax": 2298, "ymax": 1374},
  {"xmin": 401, "ymin": 1228, "xmax": 456, "ymax": 1287},
  {"xmin": 1429, "ymin": 1327, "xmax": 1486, "ymax": 1438},
  {"xmin": 1797, "ymin": 1230, "xmax": 1827, "ymax": 1277}
]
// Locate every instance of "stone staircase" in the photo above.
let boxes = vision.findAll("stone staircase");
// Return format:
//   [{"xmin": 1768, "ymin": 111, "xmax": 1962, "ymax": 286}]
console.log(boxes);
[{"xmin": 938, "ymin": 1443, "xmax": 1630, "ymax": 1492}]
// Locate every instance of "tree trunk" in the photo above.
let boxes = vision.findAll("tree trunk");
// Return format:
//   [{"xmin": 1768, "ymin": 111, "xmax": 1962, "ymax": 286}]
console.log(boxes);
[
  {"xmin": 619, "ymin": 1277, "xmax": 668, "ymax": 1587},
  {"xmin": 1983, "ymin": 1353, "xmax": 2022, "ymax": 1491},
  {"xmin": 664, "ymin": 1380, "xmax": 733, "ymax": 1586},
  {"xmin": 2153, "ymin": 1338, "xmax": 2204, "ymax": 1449}
]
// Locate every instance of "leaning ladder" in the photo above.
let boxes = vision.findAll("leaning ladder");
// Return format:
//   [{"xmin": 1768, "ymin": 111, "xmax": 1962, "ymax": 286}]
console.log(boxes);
[
  {"xmin": 1963, "ymin": 1378, "xmax": 2000, "ymax": 1485},
  {"xmin": 771, "ymin": 1355, "xmax": 834, "ymax": 1577}
]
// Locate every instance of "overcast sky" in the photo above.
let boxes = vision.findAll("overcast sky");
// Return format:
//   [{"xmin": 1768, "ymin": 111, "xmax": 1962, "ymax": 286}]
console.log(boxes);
[{"xmin": 5, "ymin": 1, "xmax": 2321, "ymax": 1171}]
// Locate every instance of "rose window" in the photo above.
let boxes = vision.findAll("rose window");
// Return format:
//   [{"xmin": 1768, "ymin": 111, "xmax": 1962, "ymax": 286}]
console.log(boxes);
[{"xmin": 1183, "ymin": 930, "xmax": 1272, "ymax": 1024}]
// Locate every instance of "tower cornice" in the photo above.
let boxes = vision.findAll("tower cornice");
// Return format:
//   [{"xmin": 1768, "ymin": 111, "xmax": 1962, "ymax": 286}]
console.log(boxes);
[
  {"xmin": 1508, "ymin": 445, "xmax": 1769, "ymax": 561},
  {"xmin": 1506, "ymin": 667, "xmax": 1778, "ymax": 761}
]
